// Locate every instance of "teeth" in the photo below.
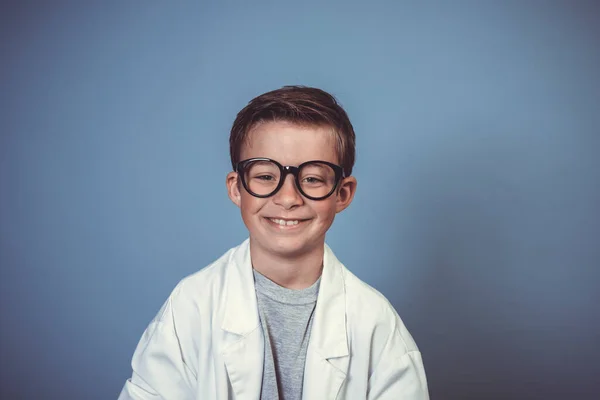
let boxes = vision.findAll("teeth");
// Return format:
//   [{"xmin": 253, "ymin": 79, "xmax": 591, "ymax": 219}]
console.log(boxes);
[{"xmin": 270, "ymin": 218, "xmax": 300, "ymax": 226}]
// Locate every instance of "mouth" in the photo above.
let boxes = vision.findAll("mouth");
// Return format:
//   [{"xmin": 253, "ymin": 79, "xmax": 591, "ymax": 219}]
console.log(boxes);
[{"xmin": 264, "ymin": 217, "xmax": 310, "ymax": 229}]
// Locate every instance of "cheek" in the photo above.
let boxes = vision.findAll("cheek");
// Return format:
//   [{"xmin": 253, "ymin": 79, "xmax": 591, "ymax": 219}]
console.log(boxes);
[
  {"xmin": 313, "ymin": 200, "xmax": 338, "ymax": 222},
  {"xmin": 239, "ymin": 193, "xmax": 265, "ymax": 217}
]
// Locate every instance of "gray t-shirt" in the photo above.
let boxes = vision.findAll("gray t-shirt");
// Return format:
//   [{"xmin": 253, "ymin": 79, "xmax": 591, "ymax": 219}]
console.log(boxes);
[{"xmin": 253, "ymin": 269, "xmax": 320, "ymax": 400}]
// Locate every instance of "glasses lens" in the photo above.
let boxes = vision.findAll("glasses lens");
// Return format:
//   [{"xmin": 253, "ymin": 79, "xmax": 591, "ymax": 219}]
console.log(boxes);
[
  {"xmin": 243, "ymin": 160, "xmax": 281, "ymax": 196},
  {"xmin": 298, "ymin": 162, "xmax": 337, "ymax": 199}
]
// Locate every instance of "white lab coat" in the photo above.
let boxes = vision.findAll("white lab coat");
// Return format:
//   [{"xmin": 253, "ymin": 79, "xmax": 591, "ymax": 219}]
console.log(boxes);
[{"xmin": 119, "ymin": 239, "xmax": 429, "ymax": 399}]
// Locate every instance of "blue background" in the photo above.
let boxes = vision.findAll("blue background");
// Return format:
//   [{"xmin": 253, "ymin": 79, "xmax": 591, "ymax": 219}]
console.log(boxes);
[{"xmin": 1, "ymin": 1, "xmax": 599, "ymax": 399}]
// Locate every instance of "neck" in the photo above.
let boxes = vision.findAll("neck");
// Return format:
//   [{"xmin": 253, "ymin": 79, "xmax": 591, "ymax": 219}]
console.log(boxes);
[{"xmin": 249, "ymin": 238, "xmax": 324, "ymax": 290}]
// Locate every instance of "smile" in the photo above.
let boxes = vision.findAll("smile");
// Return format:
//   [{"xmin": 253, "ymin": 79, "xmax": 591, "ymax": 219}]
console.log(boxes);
[
  {"xmin": 265, "ymin": 217, "xmax": 308, "ymax": 229},
  {"xmin": 271, "ymin": 218, "xmax": 299, "ymax": 226}
]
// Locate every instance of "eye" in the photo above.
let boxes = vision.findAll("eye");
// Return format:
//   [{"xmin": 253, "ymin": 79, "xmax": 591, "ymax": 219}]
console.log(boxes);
[
  {"xmin": 256, "ymin": 175, "xmax": 276, "ymax": 181},
  {"xmin": 302, "ymin": 176, "xmax": 324, "ymax": 184}
]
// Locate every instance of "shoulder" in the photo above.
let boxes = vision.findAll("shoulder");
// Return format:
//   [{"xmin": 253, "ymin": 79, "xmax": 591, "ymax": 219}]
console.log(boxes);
[{"xmin": 339, "ymin": 262, "xmax": 419, "ymax": 354}]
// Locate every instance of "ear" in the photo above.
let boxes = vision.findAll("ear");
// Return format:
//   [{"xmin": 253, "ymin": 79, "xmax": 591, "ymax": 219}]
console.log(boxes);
[
  {"xmin": 226, "ymin": 171, "xmax": 242, "ymax": 208},
  {"xmin": 335, "ymin": 176, "xmax": 357, "ymax": 213}
]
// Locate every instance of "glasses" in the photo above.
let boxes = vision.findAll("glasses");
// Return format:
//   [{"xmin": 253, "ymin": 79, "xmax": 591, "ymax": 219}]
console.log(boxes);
[{"xmin": 235, "ymin": 158, "xmax": 345, "ymax": 200}]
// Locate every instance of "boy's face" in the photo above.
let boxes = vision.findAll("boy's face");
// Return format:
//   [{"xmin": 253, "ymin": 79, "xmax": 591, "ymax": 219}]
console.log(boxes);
[{"xmin": 226, "ymin": 120, "xmax": 357, "ymax": 260}]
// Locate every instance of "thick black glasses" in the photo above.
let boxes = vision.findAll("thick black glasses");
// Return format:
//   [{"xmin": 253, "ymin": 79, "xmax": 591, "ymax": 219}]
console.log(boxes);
[{"xmin": 235, "ymin": 158, "xmax": 345, "ymax": 200}]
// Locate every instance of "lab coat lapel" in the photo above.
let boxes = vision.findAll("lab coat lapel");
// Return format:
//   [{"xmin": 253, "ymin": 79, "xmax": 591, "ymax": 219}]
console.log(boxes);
[
  {"xmin": 303, "ymin": 244, "xmax": 350, "ymax": 400},
  {"xmin": 221, "ymin": 240, "xmax": 264, "ymax": 400}
]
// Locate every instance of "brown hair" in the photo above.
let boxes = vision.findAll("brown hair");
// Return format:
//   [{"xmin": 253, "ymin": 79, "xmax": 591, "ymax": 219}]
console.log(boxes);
[{"xmin": 229, "ymin": 86, "xmax": 356, "ymax": 176}]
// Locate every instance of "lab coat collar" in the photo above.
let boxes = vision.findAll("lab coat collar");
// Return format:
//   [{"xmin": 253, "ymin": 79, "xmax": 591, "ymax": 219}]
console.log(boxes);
[
  {"xmin": 309, "ymin": 243, "xmax": 349, "ymax": 359},
  {"xmin": 220, "ymin": 239, "xmax": 350, "ymax": 399},
  {"xmin": 221, "ymin": 239, "xmax": 259, "ymax": 335},
  {"xmin": 302, "ymin": 243, "xmax": 350, "ymax": 399},
  {"xmin": 220, "ymin": 239, "xmax": 263, "ymax": 400}
]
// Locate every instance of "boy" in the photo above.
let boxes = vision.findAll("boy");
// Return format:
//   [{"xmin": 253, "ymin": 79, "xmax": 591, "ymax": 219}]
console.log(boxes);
[{"xmin": 119, "ymin": 86, "xmax": 429, "ymax": 399}]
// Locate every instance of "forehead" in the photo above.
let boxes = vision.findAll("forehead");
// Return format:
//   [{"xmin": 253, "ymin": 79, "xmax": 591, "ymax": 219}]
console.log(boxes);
[{"xmin": 241, "ymin": 121, "xmax": 339, "ymax": 165}]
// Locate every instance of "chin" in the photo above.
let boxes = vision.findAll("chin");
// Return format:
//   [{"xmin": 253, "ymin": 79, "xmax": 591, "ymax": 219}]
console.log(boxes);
[
  {"xmin": 253, "ymin": 235, "xmax": 311, "ymax": 258},
  {"xmin": 269, "ymin": 239, "xmax": 308, "ymax": 257}
]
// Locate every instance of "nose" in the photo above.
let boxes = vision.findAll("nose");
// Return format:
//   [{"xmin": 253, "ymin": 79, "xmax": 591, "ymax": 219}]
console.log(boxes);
[{"xmin": 272, "ymin": 174, "xmax": 303, "ymax": 209}]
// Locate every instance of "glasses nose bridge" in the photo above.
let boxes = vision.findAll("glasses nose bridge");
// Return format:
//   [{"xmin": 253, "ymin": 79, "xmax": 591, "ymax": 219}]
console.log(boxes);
[
  {"xmin": 271, "ymin": 165, "xmax": 301, "ymax": 203},
  {"xmin": 278, "ymin": 165, "xmax": 303, "ymax": 195},
  {"xmin": 281, "ymin": 165, "xmax": 300, "ymax": 183}
]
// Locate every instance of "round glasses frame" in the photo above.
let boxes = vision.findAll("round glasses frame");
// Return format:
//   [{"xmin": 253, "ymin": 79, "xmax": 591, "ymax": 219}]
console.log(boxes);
[{"xmin": 235, "ymin": 158, "xmax": 345, "ymax": 201}]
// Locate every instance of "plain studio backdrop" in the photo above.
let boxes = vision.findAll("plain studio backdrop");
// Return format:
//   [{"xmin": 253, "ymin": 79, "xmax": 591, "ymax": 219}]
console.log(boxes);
[{"xmin": 1, "ymin": 2, "xmax": 598, "ymax": 399}]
